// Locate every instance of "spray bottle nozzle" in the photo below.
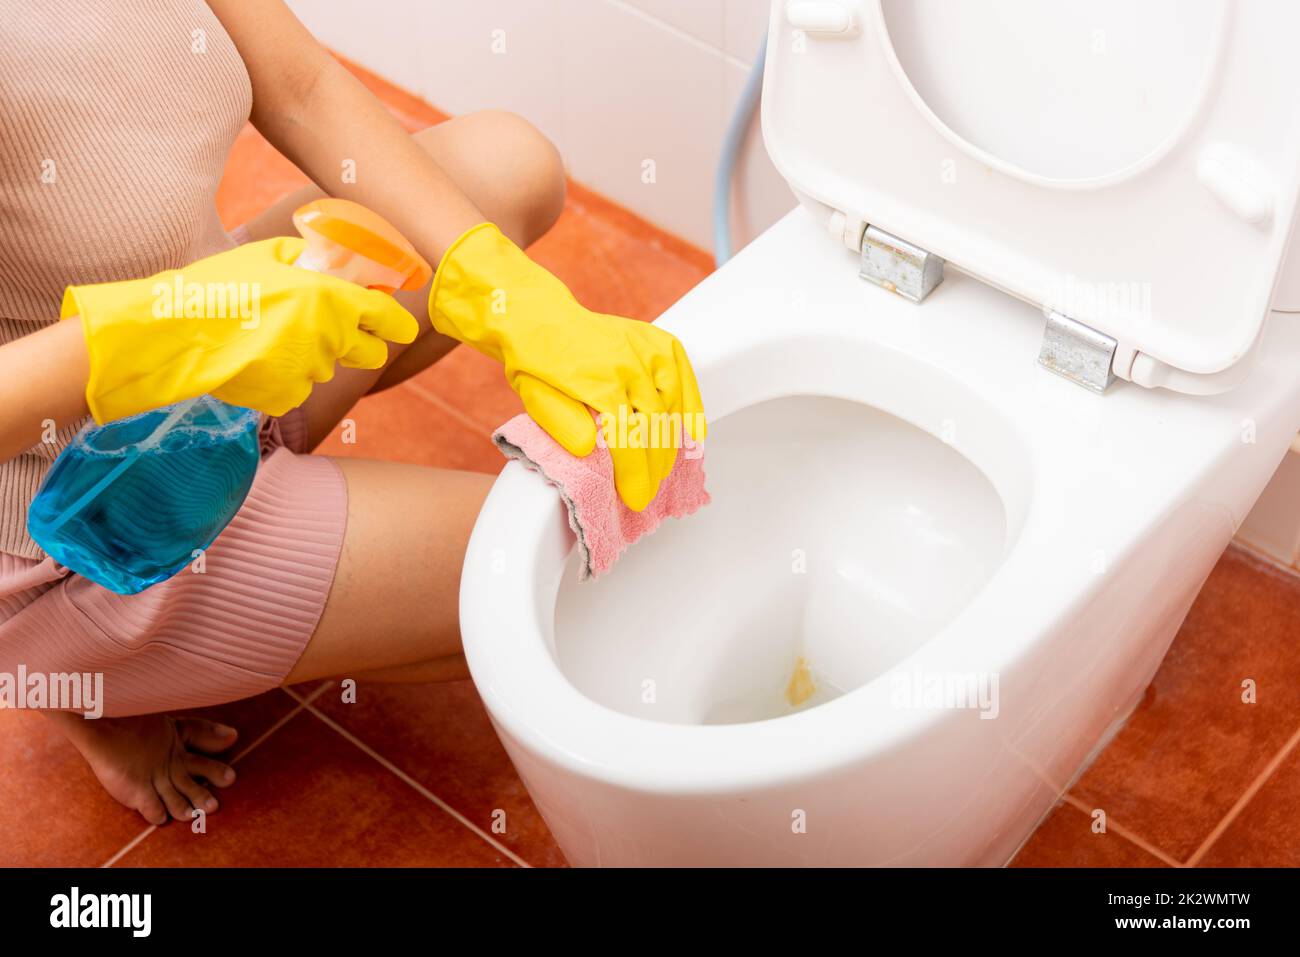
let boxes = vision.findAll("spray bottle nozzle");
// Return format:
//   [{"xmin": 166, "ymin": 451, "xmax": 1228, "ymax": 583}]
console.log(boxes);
[{"xmin": 291, "ymin": 198, "xmax": 432, "ymax": 292}]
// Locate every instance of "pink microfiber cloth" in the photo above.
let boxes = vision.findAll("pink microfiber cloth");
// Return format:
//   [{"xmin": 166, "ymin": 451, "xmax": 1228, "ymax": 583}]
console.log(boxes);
[{"xmin": 492, "ymin": 414, "xmax": 710, "ymax": 581}]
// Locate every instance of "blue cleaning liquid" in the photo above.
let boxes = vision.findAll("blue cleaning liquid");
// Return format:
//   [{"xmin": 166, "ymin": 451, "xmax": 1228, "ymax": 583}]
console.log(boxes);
[{"xmin": 27, "ymin": 397, "xmax": 261, "ymax": 595}]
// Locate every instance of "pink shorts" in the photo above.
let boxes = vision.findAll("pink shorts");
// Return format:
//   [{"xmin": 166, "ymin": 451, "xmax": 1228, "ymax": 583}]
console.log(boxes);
[{"xmin": 0, "ymin": 409, "xmax": 347, "ymax": 717}]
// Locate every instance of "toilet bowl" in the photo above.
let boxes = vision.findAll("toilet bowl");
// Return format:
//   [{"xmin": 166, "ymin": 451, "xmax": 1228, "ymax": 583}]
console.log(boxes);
[{"xmin": 459, "ymin": 0, "xmax": 1300, "ymax": 865}]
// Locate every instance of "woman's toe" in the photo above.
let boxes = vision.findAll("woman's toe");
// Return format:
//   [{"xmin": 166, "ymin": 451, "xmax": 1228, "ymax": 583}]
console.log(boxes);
[
  {"xmin": 135, "ymin": 791, "xmax": 169, "ymax": 827},
  {"xmin": 170, "ymin": 768, "xmax": 218, "ymax": 815},
  {"xmin": 153, "ymin": 773, "xmax": 195, "ymax": 823},
  {"xmin": 175, "ymin": 717, "xmax": 238, "ymax": 755},
  {"xmin": 186, "ymin": 754, "xmax": 236, "ymax": 788}
]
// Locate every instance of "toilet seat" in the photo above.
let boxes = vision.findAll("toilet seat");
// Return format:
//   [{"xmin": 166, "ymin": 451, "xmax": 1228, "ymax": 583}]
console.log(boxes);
[
  {"xmin": 764, "ymin": 0, "xmax": 1300, "ymax": 392},
  {"xmin": 461, "ymin": 208, "xmax": 1300, "ymax": 799}
]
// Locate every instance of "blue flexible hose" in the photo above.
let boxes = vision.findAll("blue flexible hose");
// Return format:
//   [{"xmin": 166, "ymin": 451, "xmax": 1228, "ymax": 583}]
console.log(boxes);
[{"xmin": 713, "ymin": 31, "xmax": 768, "ymax": 267}]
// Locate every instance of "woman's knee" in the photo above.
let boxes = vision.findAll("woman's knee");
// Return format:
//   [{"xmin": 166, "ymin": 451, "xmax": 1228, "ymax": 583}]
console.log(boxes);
[{"xmin": 414, "ymin": 110, "xmax": 566, "ymax": 246}]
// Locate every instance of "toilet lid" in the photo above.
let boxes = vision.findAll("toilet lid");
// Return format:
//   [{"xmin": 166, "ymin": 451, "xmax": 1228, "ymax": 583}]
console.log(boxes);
[{"xmin": 762, "ymin": 0, "xmax": 1300, "ymax": 393}]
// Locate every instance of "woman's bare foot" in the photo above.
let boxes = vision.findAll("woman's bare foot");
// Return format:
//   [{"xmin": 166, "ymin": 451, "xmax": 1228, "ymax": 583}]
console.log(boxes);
[{"xmin": 46, "ymin": 711, "xmax": 239, "ymax": 825}]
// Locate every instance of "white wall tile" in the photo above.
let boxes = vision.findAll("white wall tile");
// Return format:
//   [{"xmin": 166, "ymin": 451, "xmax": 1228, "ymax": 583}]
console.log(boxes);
[
  {"xmin": 723, "ymin": 0, "xmax": 771, "ymax": 64},
  {"xmin": 1236, "ymin": 450, "xmax": 1300, "ymax": 566},
  {"xmin": 557, "ymin": 0, "xmax": 730, "ymax": 246},
  {"xmin": 286, "ymin": 0, "xmax": 425, "ymax": 96},
  {"xmin": 619, "ymin": 0, "xmax": 726, "ymax": 49},
  {"xmin": 410, "ymin": 1, "xmax": 565, "ymax": 150}
]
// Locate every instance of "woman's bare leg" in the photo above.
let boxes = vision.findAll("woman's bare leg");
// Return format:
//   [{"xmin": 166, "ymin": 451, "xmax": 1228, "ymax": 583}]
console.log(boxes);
[{"xmin": 283, "ymin": 458, "xmax": 494, "ymax": 685}]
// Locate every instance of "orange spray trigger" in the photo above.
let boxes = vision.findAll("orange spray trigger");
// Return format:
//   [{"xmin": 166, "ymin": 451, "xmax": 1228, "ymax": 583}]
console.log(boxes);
[{"xmin": 291, "ymin": 198, "xmax": 433, "ymax": 292}]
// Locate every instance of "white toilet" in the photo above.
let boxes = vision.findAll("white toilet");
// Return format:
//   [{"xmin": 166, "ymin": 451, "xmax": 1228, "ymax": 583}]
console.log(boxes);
[{"xmin": 459, "ymin": 0, "xmax": 1300, "ymax": 866}]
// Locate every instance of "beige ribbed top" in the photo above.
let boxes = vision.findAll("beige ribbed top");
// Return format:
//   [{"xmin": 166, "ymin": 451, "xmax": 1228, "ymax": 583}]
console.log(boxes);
[{"xmin": 0, "ymin": 0, "xmax": 252, "ymax": 558}]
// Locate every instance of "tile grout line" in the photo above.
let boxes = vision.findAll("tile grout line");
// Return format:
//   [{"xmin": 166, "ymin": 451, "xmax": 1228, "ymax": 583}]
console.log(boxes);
[
  {"xmin": 227, "ymin": 681, "xmax": 333, "ymax": 761},
  {"xmin": 98, "ymin": 683, "xmax": 332, "ymax": 868},
  {"xmin": 1184, "ymin": 720, "xmax": 1300, "ymax": 867},
  {"xmin": 603, "ymin": 0, "xmax": 754, "ymax": 71},
  {"xmin": 279, "ymin": 680, "xmax": 333, "ymax": 711},
  {"xmin": 99, "ymin": 825, "xmax": 156, "ymax": 869},
  {"xmin": 1060, "ymin": 794, "xmax": 1184, "ymax": 868},
  {"xmin": 299, "ymin": 699, "xmax": 531, "ymax": 868}
]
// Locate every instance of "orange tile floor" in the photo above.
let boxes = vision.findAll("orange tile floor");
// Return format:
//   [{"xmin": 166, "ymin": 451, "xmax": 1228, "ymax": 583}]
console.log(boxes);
[{"xmin": 3, "ymin": 60, "xmax": 1299, "ymax": 869}]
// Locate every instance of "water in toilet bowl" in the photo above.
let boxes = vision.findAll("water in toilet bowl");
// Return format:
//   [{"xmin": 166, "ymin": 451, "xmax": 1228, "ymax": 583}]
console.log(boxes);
[{"xmin": 551, "ymin": 395, "xmax": 1009, "ymax": 726}]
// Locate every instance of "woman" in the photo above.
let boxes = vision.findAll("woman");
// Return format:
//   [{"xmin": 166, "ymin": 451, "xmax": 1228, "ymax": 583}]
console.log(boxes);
[{"xmin": 0, "ymin": 0, "xmax": 703, "ymax": 825}]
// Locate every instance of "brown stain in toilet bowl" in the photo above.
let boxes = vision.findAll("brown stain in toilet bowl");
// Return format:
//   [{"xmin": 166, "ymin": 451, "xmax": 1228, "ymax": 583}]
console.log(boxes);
[{"xmin": 786, "ymin": 656, "xmax": 817, "ymax": 707}]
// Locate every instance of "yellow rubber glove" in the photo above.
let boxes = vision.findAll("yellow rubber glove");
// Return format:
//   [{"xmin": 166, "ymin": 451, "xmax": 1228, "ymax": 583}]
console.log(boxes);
[
  {"xmin": 62, "ymin": 237, "xmax": 420, "ymax": 424},
  {"xmin": 429, "ymin": 223, "xmax": 706, "ymax": 511}
]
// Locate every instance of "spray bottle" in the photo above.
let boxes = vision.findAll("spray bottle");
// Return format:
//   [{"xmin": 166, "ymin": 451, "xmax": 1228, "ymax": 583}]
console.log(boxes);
[{"xmin": 28, "ymin": 199, "xmax": 431, "ymax": 594}]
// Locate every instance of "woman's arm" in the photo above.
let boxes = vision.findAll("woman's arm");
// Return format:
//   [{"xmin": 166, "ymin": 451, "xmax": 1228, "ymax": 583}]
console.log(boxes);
[
  {"xmin": 207, "ymin": 0, "xmax": 487, "ymax": 266},
  {"xmin": 0, "ymin": 319, "xmax": 89, "ymax": 464},
  {"xmin": 206, "ymin": 0, "xmax": 706, "ymax": 511}
]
